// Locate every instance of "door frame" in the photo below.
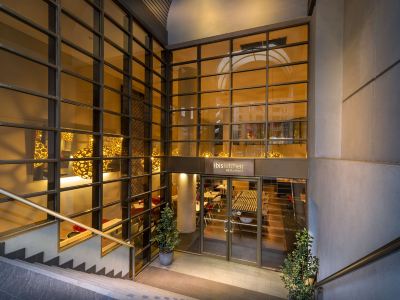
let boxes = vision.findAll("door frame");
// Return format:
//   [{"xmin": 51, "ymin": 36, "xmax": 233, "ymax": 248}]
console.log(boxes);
[{"xmin": 200, "ymin": 175, "xmax": 263, "ymax": 267}]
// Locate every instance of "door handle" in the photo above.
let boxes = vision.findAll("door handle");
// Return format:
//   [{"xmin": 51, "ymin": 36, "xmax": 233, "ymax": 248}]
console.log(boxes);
[{"xmin": 223, "ymin": 219, "xmax": 228, "ymax": 232}]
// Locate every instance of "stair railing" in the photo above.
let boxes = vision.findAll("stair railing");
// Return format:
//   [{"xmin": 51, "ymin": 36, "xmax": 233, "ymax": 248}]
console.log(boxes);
[{"xmin": 0, "ymin": 188, "xmax": 135, "ymax": 279}]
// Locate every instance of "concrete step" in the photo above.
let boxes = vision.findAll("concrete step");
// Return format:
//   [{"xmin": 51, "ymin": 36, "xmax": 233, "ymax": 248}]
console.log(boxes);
[{"xmin": 36, "ymin": 263, "xmax": 192, "ymax": 300}]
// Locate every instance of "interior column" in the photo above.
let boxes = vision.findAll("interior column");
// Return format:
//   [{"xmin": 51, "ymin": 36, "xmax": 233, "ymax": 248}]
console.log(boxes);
[{"xmin": 177, "ymin": 173, "xmax": 196, "ymax": 233}]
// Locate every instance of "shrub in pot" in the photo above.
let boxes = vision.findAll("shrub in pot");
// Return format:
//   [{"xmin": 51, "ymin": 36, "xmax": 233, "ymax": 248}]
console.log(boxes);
[
  {"xmin": 151, "ymin": 204, "xmax": 180, "ymax": 266},
  {"xmin": 281, "ymin": 228, "xmax": 319, "ymax": 300}
]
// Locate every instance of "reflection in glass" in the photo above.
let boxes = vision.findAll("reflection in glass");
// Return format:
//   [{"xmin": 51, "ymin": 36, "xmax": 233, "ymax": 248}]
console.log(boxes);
[
  {"xmin": 233, "ymin": 33, "xmax": 267, "ymax": 53},
  {"xmin": 269, "ymin": 64, "xmax": 308, "ymax": 85},
  {"xmin": 233, "ymin": 69, "xmax": 266, "ymax": 89}
]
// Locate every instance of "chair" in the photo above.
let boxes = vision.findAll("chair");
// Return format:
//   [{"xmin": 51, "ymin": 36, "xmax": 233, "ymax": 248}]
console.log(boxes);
[{"xmin": 212, "ymin": 196, "xmax": 223, "ymax": 212}]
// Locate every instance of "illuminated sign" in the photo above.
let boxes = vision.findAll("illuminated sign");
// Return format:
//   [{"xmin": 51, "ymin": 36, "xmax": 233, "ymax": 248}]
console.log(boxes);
[{"xmin": 205, "ymin": 159, "xmax": 254, "ymax": 176}]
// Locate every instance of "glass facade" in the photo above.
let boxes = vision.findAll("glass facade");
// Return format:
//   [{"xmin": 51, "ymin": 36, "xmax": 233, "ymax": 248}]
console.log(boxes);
[
  {"xmin": 170, "ymin": 25, "xmax": 309, "ymax": 158},
  {"xmin": 0, "ymin": 0, "xmax": 166, "ymax": 272}
]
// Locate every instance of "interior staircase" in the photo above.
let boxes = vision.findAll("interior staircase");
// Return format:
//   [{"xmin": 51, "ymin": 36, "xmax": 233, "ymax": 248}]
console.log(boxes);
[{"xmin": 0, "ymin": 242, "xmax": 192, "ymax": 300}]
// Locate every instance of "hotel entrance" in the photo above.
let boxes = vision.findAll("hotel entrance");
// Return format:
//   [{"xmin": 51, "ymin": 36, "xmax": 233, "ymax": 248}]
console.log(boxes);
[{"xmin": 201, "ymin": 176, "xmax": 262, "ymax": 265}]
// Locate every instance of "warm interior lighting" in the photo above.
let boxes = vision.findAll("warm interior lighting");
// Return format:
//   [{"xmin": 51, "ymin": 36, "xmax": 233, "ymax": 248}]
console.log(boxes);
[
  {"xmin": 34, "ymin": 130, "xmax": 48, "ymax": 168},
  {"xmin": 151, "ymin": 150, "xmax": 161, "ymax": 172},
  {"xmin": 201, "ymin": 151, "xmax": 213, "ymax": 158},
  {"xmin": 267, "ymin": 150, "xmax": 283, "ymax": 158},
  {"xmin": 218, "ymin": 151, "xmax": 229, "ymax": 157},
  {"xmin": 71, "ymin": 137, "xmax": 123, "ymax": 179},
  {"xmin": 61, "ymin": 132, "xmax": 74, "ymax": 142}
]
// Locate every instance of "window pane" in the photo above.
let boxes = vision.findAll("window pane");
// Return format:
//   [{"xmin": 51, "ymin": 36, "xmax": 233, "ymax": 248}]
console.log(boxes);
[
  {"xmin": 268, "ymin": 103, "xmax": 307, "ymax": 122},
  {"xmin": 102, "ymin": 203, "xmax": 123, "ymax": 229},
  {"xmin": 152, "ymin": 107, "xmax": 162, "ymax": 124},
  {"xmin": 132, "ymin": 61, "xmax": 146, "ymax": 81},
  {"xmin": 199, "ymin": 142, "xmax": 229, "ymax": 157},
  {"xmin": 133, "ymin": 21, "xmax": 149, "ymax": 46},
  {"xmin": 269, "ymin": 64, "xmax": 307, "ymax": 85},
  {"xmin": 153, "ymin": 39, "xmax": 164, "ymax": 59},
  {"xmin": 269, "ymin": 44, "xmax": 308, "ymax": 66},
  {"xmin": 172, "ymin": 62, "xmax": 197, "ymax": 79},
  {"xmin": 104, "ymin": 113, "xmax": 121, "ymax": 134},
  {"xmin": 233, "ymin": 69, "xmax": 266, "ymax": 88},
  {"xmin": 268, "ymin": 121, "xmax": 307, "ymax": 140},
  {"xmin": 60, "ymin": 132, "xmax": 93, "ymax": 161},
  {"xmin": 172, "ymin": 126, "xmax": 197, "ymax": 141},
  {"xmin": 153, "ymin": 57, "xmax": 165, "ymax": 76},
  {"xmin": 105, "ymin": 18, "xmax": 128, "ymax": 51},
  {"xmin": 170, "ymin": 142, "xmax": 197, "ymax": 157},
  {"xmin": 232, "ymin": 124, "xmax": 265, "ymax": 139},
  {"xmin": 232, "ymin": 87, "xmax": 266, "ymax": 105},
  {"xmin": 201, "ymin": 57, "xmax": 230, "ymax": 75},
  {"xmin": 60, "ymin": 186, "xmax": 93, "ymax": 216},
  {"xmin": 201, "ymin": 40, "xmax": 230, "ymax": 58},
  {"xmin": 104, "ymin": 65, "xmax": 123, "ymax": 90},
  {"xmin": 1, "ymin": 0, "xmax": 50, "ymax": 29},
  {"xmin": 201, "ymin": 91, "xmax": 229, "ymax": 108},
  {"xmin": 172, "ymin": 95, "xmax": 197, "ymax": 110},
  {"xmin": 105, "ymin": 42, "xmax": 125, "ymax": 71},
  {"xmin": 172, "ymin": 110, "xmax": 197, "ymax": 126},
  {"xmin": 0, "ymin": 88, "xmax": 48, "ymax": 126},
  {"xmin": 133, "ymin": 41, "xmax": 147, "ymax": 64},
  {"xmin": 231, "ymin": 142, "xmax": 265, "ymax": 158},
  {"xmin": 0, "ymin": 194, "xmax": 47, "ymax": 234},
  {"xmin": 267, "ymin": 143, "xmax": 307, "ymax": 158},
  {"xmin": 0, "ymin": 11, "xmax": 50, "ymax": 62},
  {"xmin": 152, "ymin": 124, "xmax": 161, "ymax": 139},
  {"xmin": 0, "ymin": 163, "xmax": 50, "ymax": 195},
  {"xmin": 200, "ymin": 108, "xmax": 230, "ymax": 124},
  {"xmin": 104, "ymin": 0, "xmax": 128, "ymax": 30},
  {"xmin": 173, "ymin": 47, "xmax": 197, "ymax": 64},
  {"xmin": 269, "ymin": 25, "xmax": 308, "ymax": 47},
  {"xmin": 232, "ymin": 106, "xmax": 265, "ymax": 123},
  {"xmin": 200, "ymin": 125, "xmax": 230, "ymax": 141},
  {"xmin": 61, "ymin": 0, "xmax": 94, "ymax": 29},
  {"xmin": 61, "ymin": 14, "xmax": 98, "ymax": 55},
  {"xmin": 268, "ymin": 83, "xmax": 307, "ymax": 103},
  {"xmin": 233, "ymin": 33, "xmax": 267, "ymax": 53},
  {"xmin": 59, "ymin": 213, "xmax": 92, "ymax": 247},
  {"xmin": 0, "ymin": 50, "xmax": 49, "ymax": 95},
  {"xmin": 0, "ymin": 127, "xmax": 48, "ymax": 161},
  {"xmin": 131, "ymin": 176, "xmax": 150, "ymax": 195},
  {"xmin": 232, "ymin": 52, "xmax": 267, "ymax": 72},
  {"xmin": 173, "ymin": 78, "xmax": 197, "ymax": 94},
  {"xmin": 60, "ymin": 103, "xmax": 93, "ymax": 131},
  {"xmin": 201, "ymin": 74, "xmax": 230, "ymax": 91},
  {"xmin": 104, "ymin": 88, "xmax": 121, "ymax": 113},
  {"xmin": 61, "ymin": 43, "xmax": 94, "ymax": 80},
  {"xmin": 61, "ymin": 73, "xmax": 93, "ymax": 105},
  {"xmin": 153, "ymin": 73, "xmax": 163, "ymax": 91},
  {"xmin": 152, "ymin": 90, "xmax": 163, "ymax": 108}
]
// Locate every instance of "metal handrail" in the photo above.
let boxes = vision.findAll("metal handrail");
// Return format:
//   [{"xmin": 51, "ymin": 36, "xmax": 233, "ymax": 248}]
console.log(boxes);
[
  {"xmin": 315, "ymin": 236, "xmax": 400, "ymax": 289},
  {"xmin": 0, "ymin": 188, "xmax": 134, "ymax": 249}
]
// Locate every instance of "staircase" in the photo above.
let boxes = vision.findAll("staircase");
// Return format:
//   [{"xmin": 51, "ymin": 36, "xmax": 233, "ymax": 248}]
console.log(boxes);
[{"xmin": 0, "ymin": 244, "xmax": 192, "ymax": 300}]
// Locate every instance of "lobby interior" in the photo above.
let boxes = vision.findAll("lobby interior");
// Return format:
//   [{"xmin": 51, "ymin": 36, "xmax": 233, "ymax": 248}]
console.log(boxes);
[{"xmin": 0, "ymin": 0, "xmax": 399, "ymax": 299}]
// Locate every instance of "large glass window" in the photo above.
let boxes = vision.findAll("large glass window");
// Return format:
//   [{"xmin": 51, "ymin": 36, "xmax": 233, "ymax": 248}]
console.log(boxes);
[
  {"xmin": 0, "ymin": 0, "xmax": 166, "ymax": 272},
  {"xmin": 170, "ymin": 24, "xmax": 309, "ymax": 158}
]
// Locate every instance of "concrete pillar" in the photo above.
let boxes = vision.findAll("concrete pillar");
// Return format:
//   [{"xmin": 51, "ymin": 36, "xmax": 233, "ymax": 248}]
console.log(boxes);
[{"xmin": 177, "ymin": 173, "xmax": 197, "ymax": 233}]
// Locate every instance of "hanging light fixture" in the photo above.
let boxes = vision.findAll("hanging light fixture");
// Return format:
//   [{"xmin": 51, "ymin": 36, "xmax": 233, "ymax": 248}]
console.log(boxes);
[{"xmin": 34, "ymin": 130, "xmax": 48, "ymax": 168}]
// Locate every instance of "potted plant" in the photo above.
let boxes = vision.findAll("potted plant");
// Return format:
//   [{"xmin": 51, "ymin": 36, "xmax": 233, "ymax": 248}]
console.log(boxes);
[
  {"xmin": 281, "ymin": 228, "xmax": 319, "ymax": 300},
  {"xmin": 151, "ymin": 204, "xmax": 180, "ymax": 266}
]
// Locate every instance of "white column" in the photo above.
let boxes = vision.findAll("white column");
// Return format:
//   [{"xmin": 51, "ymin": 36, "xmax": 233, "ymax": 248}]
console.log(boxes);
[{"xmin": 177, "ymin": 173, "xmax": 196, "ymax": 233}]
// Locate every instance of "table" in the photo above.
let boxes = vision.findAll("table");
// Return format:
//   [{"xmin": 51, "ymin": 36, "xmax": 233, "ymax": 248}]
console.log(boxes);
[{"xmin": 204, "ymin": 191, "xmax": 219, "ymax": 200}]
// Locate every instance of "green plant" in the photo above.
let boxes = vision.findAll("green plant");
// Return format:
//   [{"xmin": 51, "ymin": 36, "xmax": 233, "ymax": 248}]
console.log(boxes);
[
  {"xmin": 151, "ymin": 204, "xmax": 180, "ymax": 253},
  {"xmin": 281, "ymin": 228, "xmax": 319, "ymax": 300}
]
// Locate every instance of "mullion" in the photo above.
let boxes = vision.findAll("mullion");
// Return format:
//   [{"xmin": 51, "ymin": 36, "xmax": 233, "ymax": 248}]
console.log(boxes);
[{"xmin": 265, "ymin": 31, "xmax": 269, "ymax": 157}]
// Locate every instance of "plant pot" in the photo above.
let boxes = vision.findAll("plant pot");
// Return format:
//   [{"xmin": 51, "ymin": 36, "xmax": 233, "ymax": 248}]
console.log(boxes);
[{"xmin": 159, "ymin": 251, "xmax": 173, "ymax": 266}]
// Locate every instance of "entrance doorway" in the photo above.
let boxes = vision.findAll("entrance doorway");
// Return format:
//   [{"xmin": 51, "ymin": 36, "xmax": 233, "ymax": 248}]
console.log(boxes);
[{"xmin": 201, "ymin": 176, "xmax": 261, "ymax": 265}]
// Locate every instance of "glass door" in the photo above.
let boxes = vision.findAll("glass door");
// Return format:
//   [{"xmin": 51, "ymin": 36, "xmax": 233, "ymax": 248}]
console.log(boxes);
[
  {"xmin": 230, "ymin": 179, "xmax": 260, "ymax": 264},
  {"xmin": 201, "ymin": 176, "xmax": 261, "ymax": 265},
  {"xmin": 202, "ymin": 177, "xmax": 229, "ymax": 257}
]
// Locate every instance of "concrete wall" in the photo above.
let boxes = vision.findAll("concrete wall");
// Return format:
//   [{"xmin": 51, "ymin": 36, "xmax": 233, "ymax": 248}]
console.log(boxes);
[
  {"xmin": 167, "ymin": 0, "xmax": 307, "ymax": 45},
  {"xmin": 309, "ymin": 0, "xmax": 400, "ymax": 298}
]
